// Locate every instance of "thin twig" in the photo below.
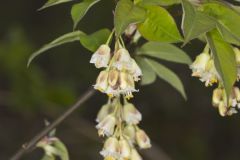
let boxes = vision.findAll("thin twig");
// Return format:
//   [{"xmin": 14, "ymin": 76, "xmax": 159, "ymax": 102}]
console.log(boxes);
[{"xmin": 9, "ymin": 88, "xmax": 95, "ymax": 160}]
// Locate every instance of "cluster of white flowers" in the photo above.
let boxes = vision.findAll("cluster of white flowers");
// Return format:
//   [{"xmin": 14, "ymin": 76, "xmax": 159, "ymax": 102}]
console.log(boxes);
[
  {"xmin": 191, "ymin": 46, "xmax": 240, "ymax": 117},
  {"xmin": 190, "ymin": 46, "xmax": 220, "ymax": 87},
  {"xmin": 212, "ymin": 87, "xmax": 240, "ymax": 117},
  {"xmin": 96, "ymin": 98, "xmax": 151, "ymax": 160},
  {"xmin": 91, "ymin": 44, "xmax": 142, "ymax": 99}
]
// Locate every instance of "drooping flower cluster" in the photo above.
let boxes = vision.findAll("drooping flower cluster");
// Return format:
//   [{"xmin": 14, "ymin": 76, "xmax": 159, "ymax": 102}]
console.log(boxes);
[
  {"xmin": 91, "ymin": 43, "xmax": 142, "ymax": 99},
  {"xmin": 90, "ymin": 35, "xmax": 151, "ymax": 160},
  {"xmin": 96, "ymin": 98, "xmax": 151, "ymax": 160},
  {"xmin": 190, "ymin": 45, "xmax": 240, "ymax": 116}
]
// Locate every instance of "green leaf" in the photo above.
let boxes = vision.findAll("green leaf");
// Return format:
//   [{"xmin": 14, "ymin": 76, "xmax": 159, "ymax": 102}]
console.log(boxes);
[
  {"xmin": 71, "ymin": 0, "xmax": 100, "ymax": 29},
  {"xmin": 114, "ymin": 0, "xmax": 146, "ymax": 37},
  {"xmin": 181, "ymin": 0, "xmax": 216, "ymax": 44},
  {"xmin": 217, "ymin": 23, "xmax": 240, "ymax": 46},
  {"xmin": 80, "ymin": 29, "xmax": 111, "ymax": 52},
  {"xmin": 53, "ymin": 139, "xmax": 69, "ymax": 160},
  {"xmin": 206, "ymin": 29, "xmax": 237, "ymax": 100},
  {"xmin": 137, "ymin": 42, "xmax": 192, "ymax": 64},
  {"xmin": 200, "ymin": 1, "xmax": 240, "ymax": 43},
  {"xmin": 141, "ymin": 0, "xmax": 180, "ymax": 6},
  {"xmin": 39, "ymin": 0, "xmax": 73, "ymax": 10},
  {"xmin": 138, "ymin": 6, "xmax": 182, "ymax": 43},
  {"xmin": 144, "ymin": 58, "xmax": 187, "ymax": 99},
  {"xmin": 28, "ymin": 31, "xmax": 84, "ymax": 67},
  {"xmin": 41, "ymin": 155, "xmax": 55, "ymax": 160},
  {"xmin": 135, "ymin": 57, "xmax": 157, "ymax": 85}
]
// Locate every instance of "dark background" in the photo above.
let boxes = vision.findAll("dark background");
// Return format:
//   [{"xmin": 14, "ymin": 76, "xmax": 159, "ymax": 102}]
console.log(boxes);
[{"xmin": 0, "ymin": 0, "xmax": 240, "ymax": 160}]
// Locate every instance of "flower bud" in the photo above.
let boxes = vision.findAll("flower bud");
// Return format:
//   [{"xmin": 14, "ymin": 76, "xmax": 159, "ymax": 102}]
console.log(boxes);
[
  {"xmin": 125, "ymin": 24, "xmax": 137, "ymax": 37},
  {"xmin": 218, "ymin": 101, "xmax": 227, "ymax": 117},
  {"xmin": 130, "ymin": 149, "xmax": 143, "ymax": 160},
  {"xmin": 136, "ymin": 129, "xmax": 151, "ymax": 149},
  {"xmin": 123, "ymin": 103, "xmax": 142, "ymax": 125},
  {"xmin": 96, "ymin": 114, "xmax": 116, "ymax": 137},
  {"xmin": 90, "ymin": 44, "xmax": 111, "ymax": 68},
  {"xmin": 190, "ymin": 52, "xmax": 210, "ymax": 77},
  {"xmin": 119, "ymin": 138, "xmax": 131, "ymax": 159},
  {"xmin": 212, "ymin": 88, "xmax": 223, "ymax": 107},
  {"xmin": 100, "ymin": 137, "xmax": 119, "ymax": 158},
  {"xmin": 123, "ymin": 125, "xmax": 136, "ymax": 144},
  {"xmin": 94, "ymin": 71, "xmax": 108, "ymax": 92},
  {"xmin": 96, "ymin": 104, "xmax": 112, "ymax": 123},
  {"xmin": 234, "ymin": 47, "xmax": 240, "ymax": 65}
]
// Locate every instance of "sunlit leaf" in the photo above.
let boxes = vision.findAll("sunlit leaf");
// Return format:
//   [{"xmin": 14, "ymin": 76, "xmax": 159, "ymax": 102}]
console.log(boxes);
[
  {"xmin": 200, "ymin": 1, "xmax": 240, "ymax": 43},
  {"xmin": 144, "ymin": 58, "xmax": 187, "ymax": 99},
  {"xmin": 135, "ymin": 57, "xmax": 157, "ymax": 85},
  {"xmin": 206, "ymin": 29, "xmax": 237, "ymax": 100},
  {"xmin": 71, "ymin": 0, "xmax": 100, "ymax": 29},
  {"xmin": 114, "ymin": 0, "xmax": 146, "ymax": 37},
  {"xmin": 138, "ymin": 6, "xmax": 182, "ymax": 43},
  {"xmin": 28, "ymin": 31, "xmax": 84, "ymax": 67},
  {"xmin": 138, "ymin": 42, "xmax": 192, "ymax": 64},
  {"xmin": 181, "ymin": 0, "xmax": 216, "ymax": 44},
  {"xmin": 141, "ymin": 0, "xmax": 180, "ymax": 6},
  {"xmin": 80, "ymin": 29, "xmax": 111, "ymax": 52},
  {"xmin": 39, "ymin": 0, "xmax": 73, "ymax": 10}
]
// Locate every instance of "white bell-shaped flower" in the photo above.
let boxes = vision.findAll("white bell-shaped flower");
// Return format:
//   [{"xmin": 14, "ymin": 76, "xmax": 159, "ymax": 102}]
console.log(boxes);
[
  {"xmin": 112, "ymin": 48, "xmax": 132, "ymax": 70},
  {"xmin": 94, "ymin": 70, "xmax": 109, "ymax": 92},
  {"xmin": 90, "ymin": 44, "xmax": 111, "ymax": 68},
  {"xmin": 136, "ymin": 129, "xmax": 151, "ymax": 149},
  {"xmin": 118, "ymin": 138, "xmax": 131, "ymax": 159},
  {"xmin": 123, "ymin": 125, "xmax": 136, "ymax": 144},
  {"xmin": 200, "ymin": 59, "xmax": 219, "ymax": 86},
  {"xmin": 190, "ymin": 52, "xmax": 210, "ymax": 77},
  {"xmin": 119, "ymin": 72, "xmax": 138, "ymax": 99},
  {"xmin": 96, "ymin": 114, "xmax": 116, "ymax": 137},
  {"xmin": 129, "ymin": 59, "xmax": 142, "ymax": 81},
  {"xmin": 123, "ymin": 103, "xmax": 142, "ymax": 125},
  {"xmin": 100, "ymin": 137, "xmax": 119, "ymax": 159},
  {"xmin": 96, "ymin": 104, "xmax": 112, "ymax": 123}
]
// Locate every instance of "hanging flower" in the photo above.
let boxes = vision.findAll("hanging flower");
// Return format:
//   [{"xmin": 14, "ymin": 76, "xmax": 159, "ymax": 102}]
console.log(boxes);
[
  {"xmin": 136, "ymin": 129, "xmax": 151, "ymax": 149},
  {"xmin": 96, "ymin": 104, "xmax": 112, "ymax": 123},
  {"xmin": 100, "ymin": 137, "xmax": 119, "ymax": 159},
  {"xmin": 123, "ymin": 103, "xmax": 142, "ymax": 125},
  {"xmin": 118, "ymin": 138, "xmax": 131, "ymax": 159},
  {"xmin": 112, "ymin": 48, "xmax": 132, "ymax": 70},
  {"xmin": 90, "ymin": 44, "xmax": 111, "ymax": 68},
  {"xmin": 129, "ymin": 59, "xmax": 142, "ymax": 81},
  {"xmin": 190, "ymin": 51, "xmax": 210, "ymax": 77},
  {"xmin": 123, "ymin": 124, "xmax": 136, "ymax": 144},
  {"xmin": 96, "ymin": 114, "xmax": 116, "ymax": 137},
  {"xmin": 119, "ymin": 72, "xmax": 138, "ymax": 99},
  {"xmin": 94, "ymin": 70, "xmax": 109, "ymax": 92}
]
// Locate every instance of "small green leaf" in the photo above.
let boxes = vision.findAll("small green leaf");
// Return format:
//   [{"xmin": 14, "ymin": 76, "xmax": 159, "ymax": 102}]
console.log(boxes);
[
  {"xmin": 71, "ymin": 0, "xmax": 100, "ymax": 29},
  {"xmin": 80, "ymin": 29, "xmax": 111, "ymax": 52},
  {"xmin": 28, "ymin": 31, "xmax": 84, "ymax": 67},
  {"xmin": 141, "ymin": 0, "xmax": 180, "ymax": 6},
  {"xmin": 138, "ymin": 42, "xmax": 192, "ymax": 64},
  {"xmin": 138, "ymin": 6, "xmax": 182, "ymax": 43},
  {"xmin": 144, "ymin": 58, "xmax": 187, "ymax": 99},
  {"xmin": 53, "ymin": 139, "xmax": 69, "ymax": 160},
  {"xmin": 200, "ymin": 1, "xmax": 240, "ymax": 43},
  {"xmin": 39, "ymin": 0, "xmax": 73, "ymax": 10},
  {"xmin": 114, "ymin": 0, "xmax": 146, "ymax": 37},
  {"xmin": 135, "ymin": 57, "xmax": 157, "ymax": 85},
  {"xmin": 206, "ymin": 29, "xmax": 237, "ymax": 100},
  {"xmin": 181, "ymin": 0, "xmax": 216, "ymax": 44}
]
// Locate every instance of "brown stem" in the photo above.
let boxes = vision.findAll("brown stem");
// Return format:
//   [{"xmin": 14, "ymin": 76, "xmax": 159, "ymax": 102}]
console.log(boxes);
[{"xmin": 9, "ymin": 88, "xmax": 95, "ymax": 160}]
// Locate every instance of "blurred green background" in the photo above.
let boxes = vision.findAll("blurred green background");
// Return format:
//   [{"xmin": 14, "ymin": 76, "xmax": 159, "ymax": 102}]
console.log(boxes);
[{"xmin": 1, "ymin": 1, "xmax": 240, "ymax": 160}]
